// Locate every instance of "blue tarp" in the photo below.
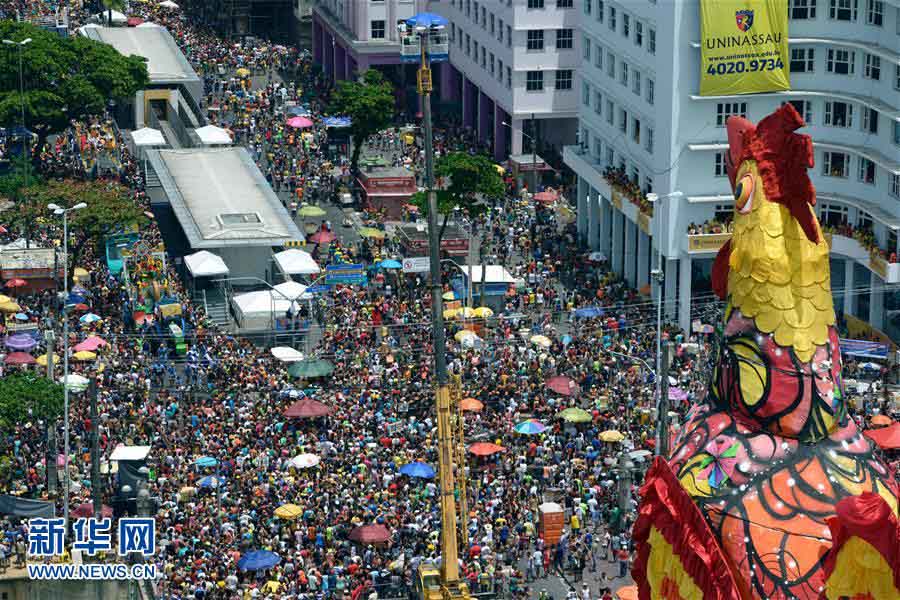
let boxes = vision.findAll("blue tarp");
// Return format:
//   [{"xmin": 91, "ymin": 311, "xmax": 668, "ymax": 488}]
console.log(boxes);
[
  {"xmin": 322, "ymin": 116, "xmax": 351, "ymax": 128},
  {"xmin": 840, "ymin": 338, "xmax": 889, "ymax": 359},
  {"xmin": 405, "ymin": 12, "xmax": 448, "ymax": 29}
]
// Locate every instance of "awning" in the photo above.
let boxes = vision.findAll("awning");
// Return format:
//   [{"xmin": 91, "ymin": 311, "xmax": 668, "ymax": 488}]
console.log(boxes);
[
  {"xmin": 131, "ymin": 127, "xmax": 165, "ymax": 146},
  {"xmin": 195, "ymin": 125, "xmax": 232, "ymax": 145},
  {"xmin": 459, "ymin": 265, "xmax": 524, "ymax": 285},
  {"xmin": 184, "ymin": 250, "xmax": 230, "ymax": 277},
  {"xmin": 273, "ymin": 249, "xmax": 320, "ymax": 275},
  {"xmin": 109, "ymin": 445, "xmax": 152, "ymax": 461}
]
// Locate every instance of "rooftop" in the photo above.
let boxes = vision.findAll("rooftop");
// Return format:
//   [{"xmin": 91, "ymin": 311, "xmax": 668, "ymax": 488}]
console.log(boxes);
[
  {"xmin": 80, "ymin": 26, "xmax": 199, "ymax": 84},
  {"xmin": 146, "ymin": 147, "xmax": 304, "ymax": 248}
]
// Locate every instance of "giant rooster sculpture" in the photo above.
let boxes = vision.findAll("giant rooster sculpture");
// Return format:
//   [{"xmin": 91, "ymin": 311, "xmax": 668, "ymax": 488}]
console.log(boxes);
[{"xmin": 631, "ymin": 104, "xmax": 900, "ymax": 599}]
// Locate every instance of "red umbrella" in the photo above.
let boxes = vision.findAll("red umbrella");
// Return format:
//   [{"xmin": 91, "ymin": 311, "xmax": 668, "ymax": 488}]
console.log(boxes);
[
  {"xmin": 348, "ymin": 524, "xmax": 391, "ymax": 544},
  {"xmin": 460, "ymin": 398, "xmax": 484, "ymax": 412},
  {"xmin": 469, "ymin": 442, "xmax": 505, "ymax": 456},
  {"xmin": 284, "ymin": 397, "xmax": 333, "ymax": 418},
  {"xmin": 73, "ymin": 303, "xmax": 90, "ymax": 312},
  {"xmin": 286, "ymin": 116, "xmax": 314, "ymax": 129},
  {"xmin": 545, "ymin": 375, "xmax": 579, "ymax": 396},
  {"xmin": 4, "ymin": 352, "xmax": 35, "ymax": 365},
  {"xmin": 864, "ymin": 422, "xmax": 900, "ymax": 449},
  {"xmin": 0, "ymin": 226, "xmax": 7, "ymax": 234},
  {"xmin": 127, "ymin": 16, "xmax": 144, "ymax": 26},
  {"xmin": 73, "ymin": 503, "xmax": 114, "ymax": 518},
  {"xmin": 533, "ymin": 191, "xmax": 558, "ymax": 204},
  {"xmin": 309, "ymin": 231, "xmax": 336, "ymax": 244},
  {"xmin": 5, "ymin": 278, "xmax": 26, "ymax": 288}
]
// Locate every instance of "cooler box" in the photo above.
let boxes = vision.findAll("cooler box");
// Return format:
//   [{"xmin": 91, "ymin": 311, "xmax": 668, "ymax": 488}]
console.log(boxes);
[{"xmin": 539, "ymin": 502, "xmax": 565, "ymax": 546}]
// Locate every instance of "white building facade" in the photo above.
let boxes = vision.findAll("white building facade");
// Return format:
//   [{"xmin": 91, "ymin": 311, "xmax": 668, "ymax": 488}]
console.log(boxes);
[
  {"xmin": 565, "ymin": 0, "xmax": 900, "ymax": 339},
  {"xmin": 427, "ymin": 0, "xmax": 581, "ymax": 161}
]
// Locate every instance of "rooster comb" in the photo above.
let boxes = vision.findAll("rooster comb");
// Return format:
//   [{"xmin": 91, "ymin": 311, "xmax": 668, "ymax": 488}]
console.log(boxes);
[{"xmin": 726, "ymin": 103, "xmax": 820, "ymax": 243}]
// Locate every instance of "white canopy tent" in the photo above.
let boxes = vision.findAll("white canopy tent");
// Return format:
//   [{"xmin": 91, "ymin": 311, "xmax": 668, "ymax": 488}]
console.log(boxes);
[
  {"xmin": 109, "ymin": 445, "xmax": 152, "ymax": 462},
  {"xmin": 135, "ymin": 22, "xmax": 160, "ymax": 28},
  {"xmin": 184, "ymin": 250, "xmax": 229, "ymax": 278},
  {"xmin": 131, "ymin": 127, "xmax": 165, "ymax": 147},
  {"xmin": 231, "ymin": 283, "xmax": 310, "ymax": 329},
  {"xmin": 95, "ymin": 10, "xmax": 127, "ymax": 23},
  {"xmin": 273, "ymin": 249, "xmax": 320, "ymax": 275},
  {"xmin": 459, "ymin": 265, "xmax": 524, "ymax": 285},
  {"xmin": 195, "ymin": 125, "xmax": 232, "ymax": 145},
  {"xmin": 273, "ymin": 280, "xmax": 311, "ymax": 300},
  {"xmin": 271, "ymin": 346, "xmax": 304, "ymax": 362}
]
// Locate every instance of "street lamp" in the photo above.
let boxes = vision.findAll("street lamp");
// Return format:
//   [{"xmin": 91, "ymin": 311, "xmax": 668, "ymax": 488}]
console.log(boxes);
[
  {"xmin": 3, "ymin": 37, "xmax": 32, "ymax": 166},
  {"xmin": 501, "ymin": 118, "xmax": 538, "ymax": 195},
  {"xmin": 645, "ymin": 190, "xmax": 682, "ymax": 457},
  {"xmin": 47, "ymin": 201, "xmax": 87, "ymax": 531}
]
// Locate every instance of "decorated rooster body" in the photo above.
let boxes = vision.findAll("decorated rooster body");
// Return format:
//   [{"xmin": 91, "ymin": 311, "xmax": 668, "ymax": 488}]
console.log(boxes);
[{"xmin": 632, "ymin": 104, "xmax": 900, "ymax": 599}]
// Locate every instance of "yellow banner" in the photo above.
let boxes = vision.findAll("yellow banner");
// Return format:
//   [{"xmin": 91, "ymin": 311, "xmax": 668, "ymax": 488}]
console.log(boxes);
[{"xmin": 700, "ymin": 0, "xmax": 789, "ymax": 96}]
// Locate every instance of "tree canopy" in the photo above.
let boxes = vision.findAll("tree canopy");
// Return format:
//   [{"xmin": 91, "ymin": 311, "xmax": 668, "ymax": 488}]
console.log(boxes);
[
  {"xmin": 0, "ymin": 21, "xmax": 149, "ymax": 135},
  {"xmin": 411, "ymin": 152, "xmax": 505, "ymax": 240},
  {"xmin": 327, "ymin": 69, "xmax": 395, "ymax": 174},
  {"xmin": 0, "ymin": 373, "xmax": 64, "ymax": 429}
]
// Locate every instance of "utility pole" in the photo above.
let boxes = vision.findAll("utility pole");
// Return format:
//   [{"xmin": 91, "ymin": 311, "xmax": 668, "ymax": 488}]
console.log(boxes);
[
  {"xmin": 44, "ymin": 328, "xmax": 57, "ymax": 497},
  {"xmin": 89, "ymin": 377, "xmax": 102, "ymax": 518},
  {"xmin": 657, "ymin": 341, "xmax": 672, "ymax": 458},
  {"xmin": 531, "ymin": 112, "xmax": 537, "ymax": 195}
]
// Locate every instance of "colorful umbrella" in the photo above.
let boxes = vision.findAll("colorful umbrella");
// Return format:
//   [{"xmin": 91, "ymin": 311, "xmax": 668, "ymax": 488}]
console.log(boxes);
[
  {"xmin": 194, "ymin": 456, "xmax": 218, "ymax": 468},
  {"xmin": 235, "ymin": 67, "xmax": 251, "ymax": 77},
  {"xmin": 698, "ymin": 436, "xmax": 741, "ymax": 488},
  {"xmin": 545, "ymin": 375, "xmax": 578, "ymax": 396},
  {"xmin": 460, "ymin": 397, "xmax": 484, "ymax": 412},
  {"xmin": 358, "ymin": 227, "xmax": 386, "ymax": 239},
  {"xmin": 4, "ymin": 352, "xmax": 35, "ymax": 365},
  {"xmin": 442, "ymin": 291, "xmax": 459, "ymax": 301},
  {"xmin": 79, "ymin": 313, "xmax": 102, "ymax": 325},
  {"xmin": 378, "ymin": 259, "xmax": 402, "ymax": 269},
  {"xmin": 514, "ymin": 419, "xmax": 547, "ymax": 435},
  {"xmin": 560, "ymin": 407, "xmax": 592, "ymax": 423},
  {"xmin": 298, "ymin": 204, "xmax": 327, "ymax": 218},
  {"xmin": 289, "ymin": 453, "xmax": 321, "ymax": 468},
  {"xmin": 455, "ymin": 307, "xmax": 476, "ymax": 319},
  {"xmin": 348, "ymin": 524, "xmax": 391, "ymax": 544},
  {"xmin": 274, "ymin": 504, "xmax": 303, "ymax": 519},
  {"xmin": 197, "ymin": 475, "xmax": 225, "ymax": 489},
  {"xmin": 238, "ymin": 550, "xmax": 281, "ymax": 571},
  {"xmin": 5, "ymin": 278, "xmax": 26, "ymax": 288},
  {"xmin": 454, "ymin": 330, "xmax": 478, "ymax": 342},
  {"xmin": 870, "ymin": 414, "xmax": 893, "ymax": 427},
  {"xmin": 398, "ymin": 462, "xmax": 435, "ymax": 479},
  {"xmin": 473, "ymin": 307, "xmax": 494, "ymax": 318},
  {"xmin": 5, "ymin": 334, "xmax": 37, "ymax": 351},
  {"xmin": 863, "ymin": 421, "xmax": 900, "ymax": 449},
  {"xmin": 73, "ymin": 351, "xmax": 97, "ymax": 361},
  {"xmin": 469, "ymin": 442, "xmax": 505, "ymax": 456},
  {"xmin": 574, "ymin": 306, "xmax": 604, "ymax": 319},
  {"xmin": 74, "ymin": 336, "xmax": 106, "ymax": 352},
  {"xmin": 0, "ymin": 301, "xmax": 21, "ymax": 313},
  {"xmin": 443, "ymin": 308, "xmax": 460, "ymax": 319},
  {"xmin": 308, "ymin": 230, "xmax": 336, "ymax": 244},
  {"xmin": 0, "ymin": 295, "xmax": 12, "ymax": 304},
  {"xmin": 59, "ymin": 374, "xmax": 89, "ymax": 391},
  {"xmin": 283, "ymin": 397, "xmax": 332, "ymax": 418},
  {"xmin": 530, "ymin": 334, "xmax": 552, "ymax": 348},
  {"xmin": 599, "ymin": 429, "xmax": 626, "ymax": 442},
  {"xmin": 286, "ymin": 116, "xmax": 314, "ymax": 129},
  {"xmin": 36, "ymin": 353, "xmax": 59, "ymax": 367}
]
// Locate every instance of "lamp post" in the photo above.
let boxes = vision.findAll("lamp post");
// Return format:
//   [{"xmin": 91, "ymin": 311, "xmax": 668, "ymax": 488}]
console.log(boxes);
[
  {"xmin": 645, "ymin": 191, "xmax": 682, "ymax": 457},
  {"xmin": 501, "ymin": 118, "xmax": 538, "ymax": 195},
  {"xmin": 48, "ymin": 201, "xmax": 87, "ymax": 530},
  {"xmin": 3, "ymin": 37, "xmax": 32, "ymax": 165}
]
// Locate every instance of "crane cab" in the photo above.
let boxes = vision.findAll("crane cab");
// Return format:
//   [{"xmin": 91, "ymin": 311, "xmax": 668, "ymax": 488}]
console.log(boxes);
[
  {"xmin": 399, "ymin": 27, "xmax": 449, "ymax": 63},
  {"xmin": 415, "ymin": 562, "xmax": 444, "ymax": 600}
]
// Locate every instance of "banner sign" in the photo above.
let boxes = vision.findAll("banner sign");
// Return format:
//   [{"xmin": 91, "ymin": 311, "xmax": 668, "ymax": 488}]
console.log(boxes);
[
  {"xmin": 402, "ymin": 257, "xmax": 430, "ymax": 273},
  {"xmin": 699, "ymin": 0, "xmax": 789, "ymax": 96},
  {"xmin": 839, "ymin": 339, "xmax": 890, "ymax": 360},
  {"xmin": 325, "ymin": 263, "xmax": 367, "ymax": 285}
]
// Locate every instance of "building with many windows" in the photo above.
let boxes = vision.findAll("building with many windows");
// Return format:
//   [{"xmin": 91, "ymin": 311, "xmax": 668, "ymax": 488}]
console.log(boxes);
[{"xmin": 565, "ymin": 0, "xmax": 900, "ymax": 339}]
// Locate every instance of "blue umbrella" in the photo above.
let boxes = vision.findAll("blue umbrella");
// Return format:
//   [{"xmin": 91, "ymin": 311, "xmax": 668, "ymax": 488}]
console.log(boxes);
[
  {"xmin": 71, "ymin": 285, "xmax": 90, "ymax": 296},
  {"xmin": 197, "ymin": 475, "xmax": 225, "ymax": 488},
  {"xmin": 379, "ymin": 259, "xmax": 402, "ymax": 269},
  {"xmin": 287, "ymin": 105, "xmax": 311, "ymax": 117},
  {"xmin": 405, "ymin": 12, "xmax": 449, "ymax": 29},
  {"xmin": 398, "ymin": 462, "xmax": 435, "ymax": 479},
  {"xmin": 194, "ymin": 456, "xmax": 218, "ymax": 468},
  {"xmin": 79, "ymin": 313, "xmax": 102, "ymax": 325},
  {"xmin": 238, "ymin": 550, "xmax": 281, "ymax": 571},
  {"xmin": 574, "ymin": 307, "xmax": 604, "ymax": 319},
  {"xmin": 66, "ymin": 293, "xmax": 85, "ymax": 306},
  {"xmin": 514, "ymin": 419, "xmax": 547, "ymax": 435},
  {"xmin": 13, "ymin": 313, "xmax": 28, "ymax": 321}
]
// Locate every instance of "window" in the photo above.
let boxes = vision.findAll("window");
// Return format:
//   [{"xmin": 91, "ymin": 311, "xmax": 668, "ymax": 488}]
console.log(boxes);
[
  {"xmin": 790, "ymin": 48, "xmax": 815, "ymax": 72},
  {"xmin": 862, "ymin": 107, "xmax": 878, "ymax": 133},
  {"xmin": 858, "ymin": 157, "xmax": 876, "ymax": 184},
  {"xmin": 528, "ymin": 0, "xmax": 544, "ymax": 8},
  {"xmin": 604, "ymin": 147, "xmax": 613, "ymax": 167},
  {"xmin": 606, "ymin": 100, "xmax": 614, "ymax": 125},
  {"xmin": 594, "ymin": 46, "xmax": 602, "ymax": 69},
  {"xmin": 466, "ymin": 0, "xmax": 471, "ymax": 17},
  {"xmin": 507, "ymin": 67, "xmax": 512, "ymax": 89},
  {"xmin": 526, "ymin": 71, "xmax": 544, "ymax": 91},
  {"xmin": 644, "ymin": 175, "xmax": 654, "ymax": 195},
  {"xmin": 630, "ymin": 166, "xmax": 640, "ymax": 186},
  {"xmin": 481, "ymin": 47, "xmax": 486, "ymax": 69},
  {"xmin": 620, "ymin": 61, "xmax": 629, "ymax": 86},
  {"xmin": 507, "ymin": 26, "xmax": 512, "ymax": 48},
  {"xmin": 498, "ymin": 59, "xmax": 503, "ymax": 82},
  {"xmin": 465, "ymin": 34, "xmax": 470, "ymax": 56},
  {"xmin": 895, "ymin": 65, "xmax": 900, "ymax": 90},
  {"xmin": 823, "ymin": 151, "xmax": 850, "ymax": 177},
  {"xmin": 623, "ymin": 14, "xmax": 630, "ymax": 37},
  {"xmin": 498, "ymin": 18, "xmax": 503, "ymax": 41},
  {"xmin": 609, "ymin": 6, "xmax": 616, "ymax": 31},
  {"xmin": 788, "ymin": 100, "xmax": 812, "ymax": 122},
  {"xmin": 473, "ymin": 2, "xmax": 479, "ymax": 24},
  {"xmin": 555, "ymin": 69, "xmax": 573, "ymax": 90},
  {"xmin": 648, "ymin": 28, "xmax": 656, "ymax": 54},
  {"xmin": 450, "ymin": 23, "xmax": 456, "ymax": 42},
  {"xmin": 490, "ymin": 14, "xmax": 495, "ymax": 34},
  {"xmin": 864, "ymin": 54, "xmax": 881, "ymax": 79},
  {"xmin": 716, "ymin": 102, "xmax": 747, "ymax": 126},
  {"xmin": 715, "ymin": 152, "xmax": 728, "ymax": 177},
  {"xmin": 819, "ymin": 203, "xmax": 849, "ymax": 227},
  {"xmin": 890, "ymin": 174, "xmax": 900, "ymax": 199},
  {"xmin": 595, "ymin": 138, "xmax": 603, "ymax": 160},
  {"xmin": 595, "ymin": 91, "xmax": 603, "ymax": 116},
  {"xmin": 597, "ymin": 0, "xmax": 604, "ymax": 23},
  {"xmin": 632, "ymin": 117, "xmax": 641, "ymax": 144},
  {"xmin": 481, "ymin": 6, "xmax": 486, "ymax": 27},
  {"xmin": 370, "ymin": 20, "xmax": 385, "ymax": 39},
  {"xmin": 527, "ymin": 30, "xmax": 544, "ymax": 51},
  {"xmin": 557, "ymin": 0, "xmax": 573, "ymax": 7},
  {"xmin": 556, "ymin": 28, "xmax": 573, "ymax": 50},
  {"xmin": 866, "ymin": 0, "xmax": 883, "ymax": 25},
  {"xmin": 474, "ymin": 41, "xmax": 479, "ymax": 61},
  {"xmin": 830, "ymin": 0, "xmax": 858, "ymax": 21},
  {"xmin": 607, "ymin": 51, "xmax": 616, "ymax": 77},
  {"xmin": 619, "ymin": 108, "xmax": 628, "ymax": 133},
  {"xmin": 825, "ymin": 101, "xmax": 853, "ymax": 127},
  {"xmin": 584, "ymin": 0, "xmax": 591, "ymax": 15},
  {"xmin": 858, "ymin": 211, "xmax": 873, "ymax": 230},
  {"xmin": 635, "ymin": 21, "xmax": 643, "ymax": 47},
  {"xmin": 826, "ymin": 49, "xmax": 855, "ymax": 74},
  {"xmin": 489, "ymin": 53, "xmax": 495, "ymax": 75},
  {"xmin": 583, "ymin": 82, "xmax": 591, "ymax": 106},
  {"xmin": 893, "ymin": 120, "xmax": 900, "ymax": 145},
  {"xmin": 790, "ymin": 0, "xmax": 817, "ymax": 19},
  {"xmin": 583, "ymin": 36, "xmax": 592, "ymax": 60},
  {"xmin": 646, "ymin": 78, "xmax": 654, "ymax": 105},
  {"xmin": 646, "ymin": 128, "xmax": 654, "ymax": 154},
  {"xmin": 632, "ymin": 70, "xmax": 641, "ymax": 95}
]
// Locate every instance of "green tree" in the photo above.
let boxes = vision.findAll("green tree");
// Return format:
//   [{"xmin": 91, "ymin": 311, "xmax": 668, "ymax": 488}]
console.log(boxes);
[
  {"xmin": 0, "ymin": 373, "xmax": 64, "ymax": 429},
  {"xmin": 12, "ymin": 180, "xmax": 147, "ymax": 281},
  {"xmin": 0, "ymin": 21, "xmax": 149, "ymax": 142},
  {"xmin": 411, "ymin": 151, "xmax": 505, "ymax": 241},
  {"xmin": 327, "ymin": 69, "xmax": 395, "ymax": 174}
]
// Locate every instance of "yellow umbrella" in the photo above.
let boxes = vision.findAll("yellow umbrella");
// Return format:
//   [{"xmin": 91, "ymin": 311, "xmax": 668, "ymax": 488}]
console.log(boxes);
[
  {"xmin": 298, "ymin": 204, "xmax": 327, "ymax": 218},
  {"xmin": 530, "ymin": 334, "xmax": 552, "ymax": 348},
  {"xmin": 36, "ymin": 354, "xmax": 60, "ymax": 367},
  {"xmin": 236, "ymin": 67, "xmax": 251, "ymax": 78},
  {"xmin": 73, "ymin": 267, "xmax": 89, "ymax": 282},
  {"xmin": 599, "ymin": 430, "xmax": 626, "ymax": 443},
  {"xmin": 73, "ymin": 351, "xmax": 97, "ymax": 361},
  {"xmin": 358, "ymin": 227, "xmax": 386, "ymax": 239},
  {"xmin": 455, "ymin": 307, "xmax": 476, "ymax": 319},
  {"xmin": 274, "ymin": 503, "xmax": 303, "ymax": 520},
  {"xmin": 473, "ymin": 307, "xmax": 494, "ymax": 318},
  {"xmin": 443, "ymin": 308, "xmax": 459, "ymax": 319},
  {"xmin": 0, "ymin": 301, "xmax": 20, "ymax": 313},
  {"xmin": 454, "ymin": 330, "xmax": 478, "ymax": 342},
  {"xmin": 0, "ymin": 294, "xmax": 11, "ymax": 304},
  {"xmin": 442, "ymin": 291, "xmax": 457, "ymax": 301}
]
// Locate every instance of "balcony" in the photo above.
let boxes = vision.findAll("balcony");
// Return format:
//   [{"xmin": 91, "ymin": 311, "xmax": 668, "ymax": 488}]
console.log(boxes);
[{"xmin": 605, "ymin": 166, "xmax": 653, "ymax": 217}]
